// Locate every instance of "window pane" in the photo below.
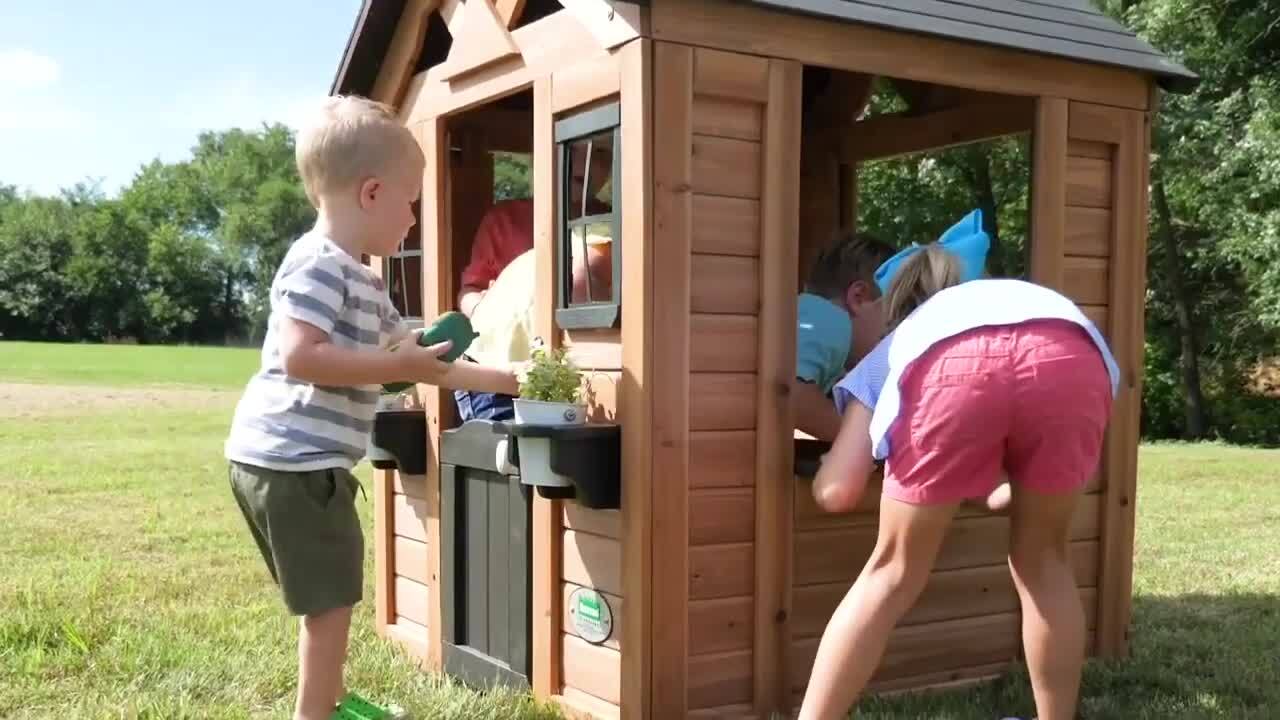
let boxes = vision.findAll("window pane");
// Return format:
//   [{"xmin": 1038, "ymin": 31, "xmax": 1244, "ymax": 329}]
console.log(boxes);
[
  {"xmin": 568, "ymin": 221, "xmax": 614, "ymax": 305},
  {"xmin": 402, "ymin": 199, "xmax": 422, "ymax": 251},
  {"xmin": 386, "ymin": 255, "xmax": 423, "ymax": 318},
  {"xmin": 566, "ymin": 132, "xmax": 614, "ymax": 221}
]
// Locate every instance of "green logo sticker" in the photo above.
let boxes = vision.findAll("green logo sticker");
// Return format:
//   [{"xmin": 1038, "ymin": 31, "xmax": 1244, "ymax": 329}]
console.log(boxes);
[{"xmin": 569, "ymin": 587, "xmax": 612, "ymax": 644}]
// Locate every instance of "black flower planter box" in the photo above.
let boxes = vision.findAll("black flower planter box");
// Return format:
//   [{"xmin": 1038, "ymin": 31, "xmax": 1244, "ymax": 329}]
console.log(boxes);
[
  {"xmin": 492, "ymin": 422, "xmax": 621, "ymax": 510},
  {"xmin": 369, "ymin": 408, "xmax": 428, "ymax": 475}
]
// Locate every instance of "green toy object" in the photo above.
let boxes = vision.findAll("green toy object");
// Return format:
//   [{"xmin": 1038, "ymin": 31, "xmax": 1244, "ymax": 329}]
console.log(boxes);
[
  {"xmin": 382, "ymin": 311, "xmax": 480, "ymax": 393},
  {"xmin": 331, "ymin": 692, "xmax": 408, "ymax": 720}
]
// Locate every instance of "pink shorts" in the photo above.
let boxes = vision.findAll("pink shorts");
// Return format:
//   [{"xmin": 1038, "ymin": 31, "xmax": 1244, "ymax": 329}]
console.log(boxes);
[{"xmin": 883, "ymin": 319, "xmax": 1113, "ymax": 505}]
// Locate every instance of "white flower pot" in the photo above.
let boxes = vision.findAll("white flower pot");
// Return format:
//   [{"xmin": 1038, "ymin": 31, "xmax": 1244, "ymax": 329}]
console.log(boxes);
[
  {"xmin": 513, "ymin": 398, "xmax": 587, "ymax": 426},
  {"xmin": 512, "ymin": 398, "xmax": 586, "ymax": 489}
]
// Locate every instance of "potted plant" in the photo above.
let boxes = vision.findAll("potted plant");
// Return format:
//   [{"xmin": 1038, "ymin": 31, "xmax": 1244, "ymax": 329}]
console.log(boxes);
[{"xmin": 513, "ymin": 347, "xmax": 587, "ymax": 427}]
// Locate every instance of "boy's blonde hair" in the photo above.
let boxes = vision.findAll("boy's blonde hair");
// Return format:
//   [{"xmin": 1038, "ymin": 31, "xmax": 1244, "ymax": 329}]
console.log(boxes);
[
  {"xmin": 883, "ymin": 244, "xmax": 963, "ymax": 330},
  {"xmin": 804, "ymin": 231, "xmax": 896, "ymax": 300},
  {"xmin": 296, "ymin": 95, "xmax": 425, "ymax": 208}
]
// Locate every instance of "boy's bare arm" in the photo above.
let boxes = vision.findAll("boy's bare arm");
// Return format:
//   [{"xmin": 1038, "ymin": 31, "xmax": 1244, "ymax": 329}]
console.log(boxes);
[
  {"xmin": 279, "ymin": 316, "xmax": 451, "ymax": 387},
  {"xmin": 793, "ymin": 379, "xmax": 844, "ymax": 442}
]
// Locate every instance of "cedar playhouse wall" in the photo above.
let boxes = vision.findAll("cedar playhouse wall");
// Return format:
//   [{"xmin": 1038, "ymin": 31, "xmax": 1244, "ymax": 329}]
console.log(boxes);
[{"xmin": 351, "ymin": 1, "xmax": 1158, "ymax": 719}]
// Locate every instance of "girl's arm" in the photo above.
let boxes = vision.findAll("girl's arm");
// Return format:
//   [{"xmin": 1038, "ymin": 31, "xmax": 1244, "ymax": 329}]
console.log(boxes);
[{"xmin": 811, "ymin": 400, "xmax": 876, "ymax": 513}]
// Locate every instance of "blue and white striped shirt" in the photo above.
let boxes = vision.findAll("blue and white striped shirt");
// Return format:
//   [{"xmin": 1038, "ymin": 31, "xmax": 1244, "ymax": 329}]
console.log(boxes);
[
  {"xmin": 833, "ymin": 279, "xmax": 1120, "ymax": 461},
  {"xmin": 225, "ymin": 231, "xmax": 408, "ymax": 472}
]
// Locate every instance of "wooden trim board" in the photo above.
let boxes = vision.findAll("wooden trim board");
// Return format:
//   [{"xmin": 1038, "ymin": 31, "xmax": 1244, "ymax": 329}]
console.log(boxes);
[
  {"xmin": 649, "ymin": 40, "xmax": 695, "ymax": 718},
  {"xmin": 754, "ymin": 55, "xmax": 802, "ymax": 717}
]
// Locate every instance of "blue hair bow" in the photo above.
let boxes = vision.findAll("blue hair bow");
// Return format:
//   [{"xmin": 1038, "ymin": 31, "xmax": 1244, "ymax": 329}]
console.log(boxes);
[{"xmin": 873, "ymin": 209, "xmax": 991, "ymax": 294}]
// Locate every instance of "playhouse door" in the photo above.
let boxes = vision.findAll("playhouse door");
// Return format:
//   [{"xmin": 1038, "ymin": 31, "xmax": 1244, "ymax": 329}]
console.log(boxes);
[{"xmin": 440, "ymin": 422, "xmax": 533, "ymax": 690}]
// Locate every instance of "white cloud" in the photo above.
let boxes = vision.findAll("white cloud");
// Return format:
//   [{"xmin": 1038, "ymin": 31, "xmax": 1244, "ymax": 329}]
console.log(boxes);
[{"xmin": 0, "ymin": 49, "xmax": 60, "ymax": 92}]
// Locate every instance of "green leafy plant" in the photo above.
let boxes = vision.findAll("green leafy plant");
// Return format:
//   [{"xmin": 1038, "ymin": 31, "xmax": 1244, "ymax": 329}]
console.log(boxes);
[{"xmin": 519, "ymin": 347, "xmax": 583, "ymax": 404}]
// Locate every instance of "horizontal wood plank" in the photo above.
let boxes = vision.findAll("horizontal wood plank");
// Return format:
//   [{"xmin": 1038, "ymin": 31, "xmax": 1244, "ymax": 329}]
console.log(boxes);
[
  {"xmin": 691, "ymin": 195, "xmax": 761, "ymax": 256},
  {"xmin": 1069, "ymin": 101, "xmax": 1127, "ymax": 145},
  {"xmin": 791, "ymin": 541, "xmax": 1099, "ymax": 638},
  {"xmin": 393, "ymin": 472, "xmax": 428, "ymax": 499},
  {"xmin": 558, "ymin": 687, "xmax": 622, "ymax": 720},
  {"xmin": 689, "ymin": 431, "xmax": 757, "ymax": 488},
  {"xmin": 1065, "ymin": 206, "xmax": 1112, "ymax": 258},
  {"xmin": 582, "ymin": 370, "xmax": 621, "ymax": 422},
  {"xmin": 552, "ymin": 51, "xmax": 621, "ymax": 113},
  {"xmin": 690, "ymin": 373, "xmax": 757, "ymax": 431},
  {"xmin": 1080, "ymin": 304, "xmax": 1110, "ymax": 340},
  {"xmin": 690, "ymin": 254, "xmax": 760, "ymax": 314},
  {"xmin": 393, "ymin": 492, "xmax": 429, "ymax": 542},
  {"xmin": 563, "ymin": 328, "xmax": 622, "ymax": 371},
  {"xmin": 690, "ymin": 543, "xmax": 754, "ymax": 599},
  {"xmin": 563, "ymin": 529, "xmax": 623, "ymax": 596},
  {"xmin": 387, "ymin": 616, "xmax": 431, "ymax": 660},
  {"xmin": 692, "ymin": 136, "xmax": 762, "ymax": 199},
  {"xmin": 688, "ymin": 649, "xmax": 753, "ymax": 708},
  {"xmin": 1066, "ymin": 156, "xmax": 1113, "ymax": 208},
  {"xmin": 793, "ymin": 472, "xmax": 1104, "ymax": 531},
  {"xmin": 394, "ymin": 575, "xmax": 430, "ymax": 627},
  {"xmin": 689, "ymin": 596, "xmax": 755, "ymax": 656},
  {"xmin": 393, "ymin": 536, "xmax": 430, "ymax": 585},
  {"xmin": 563, "ymin": 582, "xmax": 624, "ymax": 651},
  {"xmin": 1064, "ymin": 256, "xmax": 1110, "ymax": 306},
  {"xmin": 563, "ymin": 503, "xmax": 622, "ymax": 540},
  {"xmin": 794, "ymin": 494, "xmax": 1101, "ymax": 585},
  {"xmin": 839, "ymin": 97, "xmax": 1033, "ymax": 163},
  {"xmin": 1069, "ymin": 139, "xmax": 1113, "ymax": 160},
  {"xmin": 690, "ymin": 314, "xmax": 758, "ymax": 373},
  {"xmin": 693, "ymin": 96, "xmax": 763, "ymax": 141},
  {"xmin": 690, "ymin": 488, "xmax": 755, "ymax": 545},
  {"xmin": 693, "ymin": 46, "xmax": 770, "ymax": 103},
  {"xmin": 562, "ymin": 633, "xmax": 622, "ymax": 706}
]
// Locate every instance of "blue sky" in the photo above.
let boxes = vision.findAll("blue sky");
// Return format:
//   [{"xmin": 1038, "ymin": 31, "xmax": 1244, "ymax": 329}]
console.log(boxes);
[{"xmin": 1, "ymin": 0, "xmax": 363, "ymax": 197}]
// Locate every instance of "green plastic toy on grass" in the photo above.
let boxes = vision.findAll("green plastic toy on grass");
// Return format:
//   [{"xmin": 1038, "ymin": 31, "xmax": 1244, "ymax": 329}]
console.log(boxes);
[
  {"xmin": 331, "ymin": 691, "xmax": 409, "ymax": 720},
  {"xmin": 382, "ymin": 311, "xmax": 480, "ymax": 393}
]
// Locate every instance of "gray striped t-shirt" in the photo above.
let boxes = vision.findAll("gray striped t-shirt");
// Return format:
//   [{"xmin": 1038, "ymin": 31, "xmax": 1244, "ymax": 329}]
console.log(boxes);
[{"xmin": 225, "ymin": 231, "xmax": 408, "ymax": 472}]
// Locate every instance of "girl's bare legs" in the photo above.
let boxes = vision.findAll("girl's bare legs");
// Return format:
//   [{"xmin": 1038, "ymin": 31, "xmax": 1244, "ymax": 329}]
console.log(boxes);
[
  {"xmin": 1008, "ymin": 485, "xmax": 1086, "ymax": 720},
  {"xmin": 796, "ymin": 498, "xmax": 959, "ymax": 720}
]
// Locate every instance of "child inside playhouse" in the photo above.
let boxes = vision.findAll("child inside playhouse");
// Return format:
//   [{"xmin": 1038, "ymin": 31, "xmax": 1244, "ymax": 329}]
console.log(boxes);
[
  {"xmin": 798, "ymin": 212, "xmax": 1012, "ymax": 512},
  {"xmin": 223, "ymin": 96, "xmax": 520, "ymax": 720}
]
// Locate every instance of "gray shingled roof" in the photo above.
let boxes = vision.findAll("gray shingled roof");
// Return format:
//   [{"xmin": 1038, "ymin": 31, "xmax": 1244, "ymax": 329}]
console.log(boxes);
[{"xmin": 734, "ymin": 0, "xmax": 1198, "ymax": 91}]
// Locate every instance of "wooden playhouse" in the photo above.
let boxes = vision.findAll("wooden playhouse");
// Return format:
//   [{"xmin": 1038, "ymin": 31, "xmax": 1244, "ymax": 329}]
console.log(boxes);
[{"xmin": 332, "ymin": 1, "xmax": 1195, "ymax": 718}]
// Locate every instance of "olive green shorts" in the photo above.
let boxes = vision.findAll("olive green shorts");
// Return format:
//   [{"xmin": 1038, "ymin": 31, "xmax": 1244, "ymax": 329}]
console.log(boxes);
[{"xmin": 228, "ymin": 461, "xmax": 365, "ymax": 617}]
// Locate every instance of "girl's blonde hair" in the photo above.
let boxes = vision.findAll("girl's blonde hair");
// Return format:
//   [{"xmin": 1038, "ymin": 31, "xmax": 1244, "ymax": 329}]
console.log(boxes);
[{"xmin": 883, "ymin": 244, "xmax": 964, "ymax": 330}]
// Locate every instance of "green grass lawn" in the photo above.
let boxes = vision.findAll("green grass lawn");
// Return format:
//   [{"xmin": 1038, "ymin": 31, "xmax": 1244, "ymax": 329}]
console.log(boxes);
[
  {"xmin": 2, "ymin": 344, "xmax": 1278, "ymax": 719},
  {"xmin": 0, "ymin": 341, "xmax": 259, "ymax": 389}
]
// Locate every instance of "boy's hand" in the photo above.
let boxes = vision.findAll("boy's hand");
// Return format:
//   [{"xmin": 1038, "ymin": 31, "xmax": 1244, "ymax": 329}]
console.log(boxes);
[{"xmin": 396, "ymin": 334, "xmax": 454, "ymax": 384}]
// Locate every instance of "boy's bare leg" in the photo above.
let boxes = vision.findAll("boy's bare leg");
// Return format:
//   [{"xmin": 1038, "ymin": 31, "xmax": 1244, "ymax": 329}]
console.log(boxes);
[{"xmin": 296, "ymin": 605, "xmax": 353, "ymax": 720}]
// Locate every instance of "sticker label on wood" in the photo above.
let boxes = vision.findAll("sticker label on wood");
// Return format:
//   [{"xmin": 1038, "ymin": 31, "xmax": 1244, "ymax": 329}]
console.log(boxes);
[{"xmin": 569, "ymin": 587, "xmax": 613, "ymax": 644}]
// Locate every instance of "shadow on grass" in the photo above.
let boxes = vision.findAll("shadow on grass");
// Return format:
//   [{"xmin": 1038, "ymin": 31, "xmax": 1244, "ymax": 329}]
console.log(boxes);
[{"xmin": 843, "ymin": 592, "xmax": 1280, "ymax": 719}]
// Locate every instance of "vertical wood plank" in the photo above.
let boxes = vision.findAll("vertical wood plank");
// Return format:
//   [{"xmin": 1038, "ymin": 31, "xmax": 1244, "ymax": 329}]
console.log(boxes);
[
  {"xmin": 651, "ymin": 40, "xmax": 694, "ymax": 719},
  {"xmin": 367, "ymin": 279, "xmax": 397, "ymax": 635},
  {"xmin": 1095, "ymin": 105, "xmax": 1147, "ymax": 658},
  {"xmin": 1030, "ymin": 97, "xmax": 1068, "ymax": 291},
  {"xmin": 755, "ymin": 57, "xmax": 801, "ymax": 718},
  {"xmin": 619, "ymin": 36, "xmax": 654, "ymax": 720},
  {"xmin": 417, "ymin": 116, "xmax": 450, "ymax": 669},
  {"xmin": 531, "ymin": 76, "xmax": 563, "ymax": 699}
]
